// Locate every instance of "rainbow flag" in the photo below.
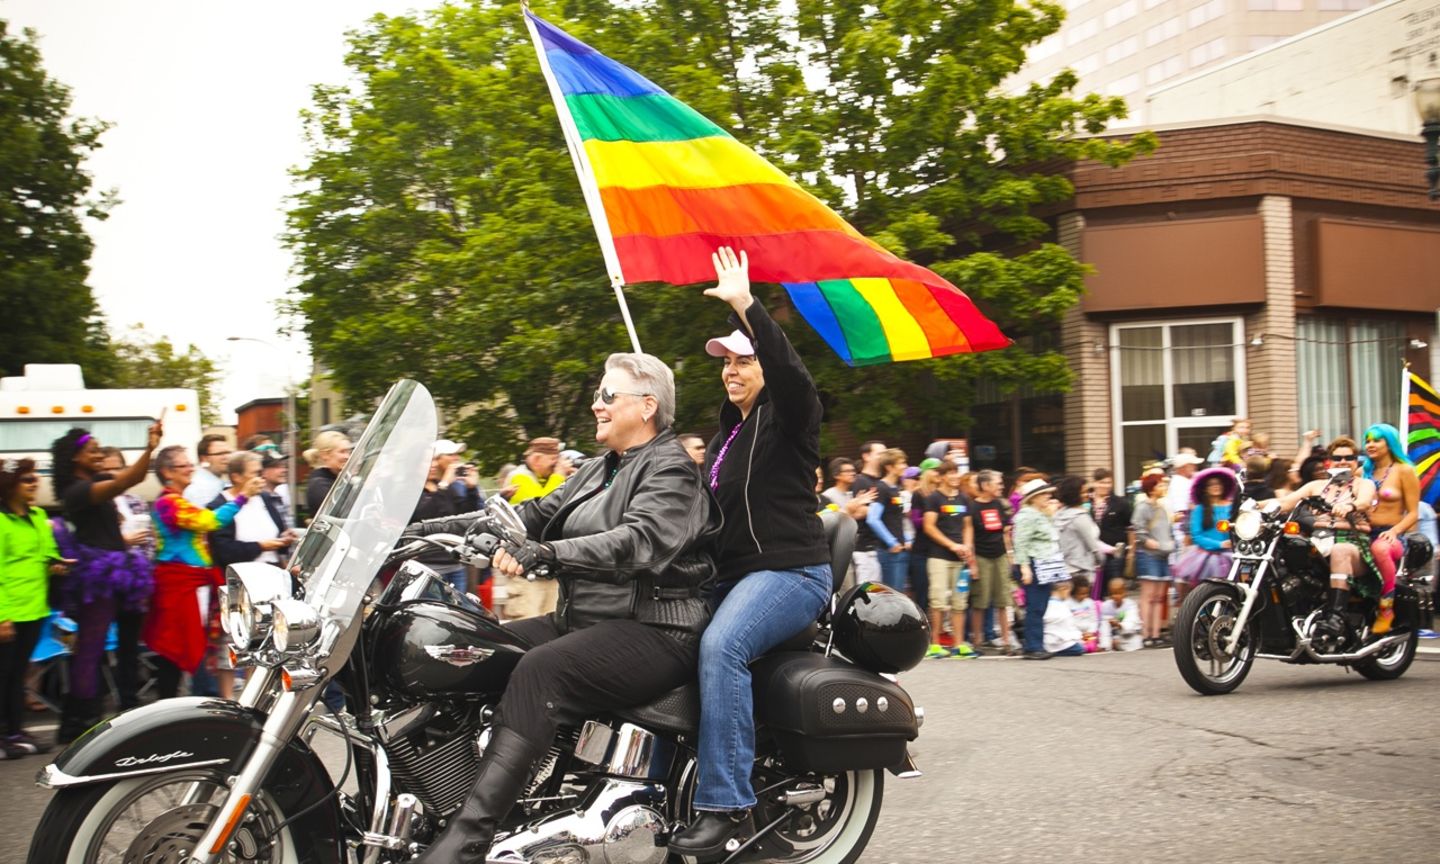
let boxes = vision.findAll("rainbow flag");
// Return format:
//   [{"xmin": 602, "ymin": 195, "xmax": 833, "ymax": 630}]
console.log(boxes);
[
  {"xmin": 1405, "ymin": 370, "xmax": 1440, "ymax": 507},
  {"xmin": 524, "ymin": 10, "xmax": 1009, "ymax": 366}
]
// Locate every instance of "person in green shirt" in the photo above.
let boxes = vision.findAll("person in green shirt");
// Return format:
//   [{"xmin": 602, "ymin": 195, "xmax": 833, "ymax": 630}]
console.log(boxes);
[{"xmin": 0, "ymin": 458, "xmax": 71, "ymax": 757}]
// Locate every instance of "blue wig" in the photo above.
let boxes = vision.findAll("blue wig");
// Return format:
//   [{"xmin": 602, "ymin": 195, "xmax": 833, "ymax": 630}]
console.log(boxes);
[{"xmin": 1360, "ymin": 423, "xmax": 1411, "ymax": 479}]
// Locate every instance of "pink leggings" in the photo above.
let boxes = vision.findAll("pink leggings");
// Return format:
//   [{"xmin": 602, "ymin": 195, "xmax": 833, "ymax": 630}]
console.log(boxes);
[{"xmin": 1370, "ymin": 533, "xmax": 1402, "ymax": 597}]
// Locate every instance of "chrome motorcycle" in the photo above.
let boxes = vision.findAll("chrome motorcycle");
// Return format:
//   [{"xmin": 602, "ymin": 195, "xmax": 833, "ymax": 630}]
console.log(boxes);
[
  {"xmin": 28, "ymin": 379, "xmax": 926, "ymax": 864},
  {"xmin": 1174, "ymin": 471, "xmax": 1433, "ymax": 696}
]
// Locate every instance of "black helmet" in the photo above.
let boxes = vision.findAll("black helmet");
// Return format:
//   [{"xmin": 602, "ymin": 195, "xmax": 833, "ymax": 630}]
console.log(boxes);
[
  {"xmin": 1404, "ymin": 533, "xmax": 1434, "ymax": 574},
  {"xmin": 832, "ymin": 582, "xmax": 929, "ymax": 674}
]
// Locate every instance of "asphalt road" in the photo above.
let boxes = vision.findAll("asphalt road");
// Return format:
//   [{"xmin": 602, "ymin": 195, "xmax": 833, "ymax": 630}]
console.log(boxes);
[{"xmin": 4, "ymin": 647, "xmax": 1437, "ymax": 863}]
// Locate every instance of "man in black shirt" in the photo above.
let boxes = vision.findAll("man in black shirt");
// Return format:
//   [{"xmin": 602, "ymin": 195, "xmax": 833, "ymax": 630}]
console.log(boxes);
[
  {"xmin": 1092, "ymin": 468, "xmax": 1132, "ymax": 582},
  {"xmin": 967, "ymin": 469, "xmax": 1016, "ymax": 655},
  {"xmin": 848, "ymin": 440, "xmax": 886, "ymax": 585},
  {"xmin": 921, "ymin": 461, "xmax": 976, "ymax": 657}
]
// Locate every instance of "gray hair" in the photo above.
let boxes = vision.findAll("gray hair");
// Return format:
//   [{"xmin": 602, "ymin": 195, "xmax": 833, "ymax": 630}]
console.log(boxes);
[
  {"xmin": 977, "ymin": 469, "xmax": 1003, "ymax": 490},
  {"xmin": 227, "ymin": 450, "xmax": 261, "ymax": 480},
  {"xmin": 604, "ymin": 352, "xmax": 676, "ymax": 430},
  {"xmin": 154, "ymin": 445, "xmax": 188, "ymax": 485}
]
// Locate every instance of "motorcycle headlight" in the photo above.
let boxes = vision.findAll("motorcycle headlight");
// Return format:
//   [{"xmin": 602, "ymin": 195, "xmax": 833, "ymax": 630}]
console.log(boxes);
[
  {"xmin": 226, "ymin": 585, "xmax": 255, "ymax": 649},
  {"xmin": 272, "ymin": 598, "xmax": 321, "ymax": 654},
  {"xmin": 1234, "ymin": 509, "xmax": 1264, "ymax": 541}
]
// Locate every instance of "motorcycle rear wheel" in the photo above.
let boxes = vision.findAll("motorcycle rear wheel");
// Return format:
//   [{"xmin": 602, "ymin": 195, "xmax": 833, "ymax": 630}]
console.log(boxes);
[
  {"xmin": 1174, "ymin": 582, "xmax": 1257, "ymax": 696},
  {"xmin": 1353, "ymin": 629, "xmax": 1419, "ymax": 680},
  {"xmin": 27, "ymin": 768, "xmax": 298, "ymax": 864},
  {"xmin": 675, "ymin": 768, "xmax": 884, "ymax": 864}
]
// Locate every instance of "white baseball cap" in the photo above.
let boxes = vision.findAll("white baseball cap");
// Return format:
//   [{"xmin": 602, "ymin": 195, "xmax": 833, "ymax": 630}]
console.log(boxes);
[
  {"xmin": 433, "ymin": 439, "xmax": 466, "ymax": 457},
  {"xmin": 705, "ymin": 329, "xmax": 755, "ymax": 357}
]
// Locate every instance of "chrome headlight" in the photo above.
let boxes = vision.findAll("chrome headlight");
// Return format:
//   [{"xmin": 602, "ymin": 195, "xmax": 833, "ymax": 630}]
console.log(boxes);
[
  {"xmin": 225, "ymin": 562, "xmax": 290, "ymax": 652},
  {"xmin": 272, "ymin": 597, "xmax": 321, "ymax": 653},
  {"xmin": 1234, "ymin": 509, "xmax": 1264, "ymax": 541},
  {"xmin": 226, "ymin": 584, "xmax": 256, "ymax": 649}
]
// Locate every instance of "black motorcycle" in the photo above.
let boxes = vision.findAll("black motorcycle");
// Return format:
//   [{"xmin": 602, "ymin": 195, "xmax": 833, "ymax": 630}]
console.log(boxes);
[
  {"xmin": 27, "ymin": 380, "xmax": 928, "ymax": 864},
  {"xmin": 1174, "ymin": 470, "xmax": 1434, "ymax": 696}
]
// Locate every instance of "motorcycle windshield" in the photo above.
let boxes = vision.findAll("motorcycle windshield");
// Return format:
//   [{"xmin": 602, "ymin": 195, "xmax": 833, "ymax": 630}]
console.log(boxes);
[{"xmin": 288, "ymin": 379, "xmax": 437, "ymax": 632}]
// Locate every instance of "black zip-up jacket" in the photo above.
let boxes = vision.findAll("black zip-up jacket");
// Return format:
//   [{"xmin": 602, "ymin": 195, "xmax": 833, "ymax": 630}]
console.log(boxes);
[
  {"xmin": 706, "ymin": 299, "xmax": 830, "ymax": 582},
  {"xmin": 519, "ymin": 428, "xmax": 720, "ymax": 643}
]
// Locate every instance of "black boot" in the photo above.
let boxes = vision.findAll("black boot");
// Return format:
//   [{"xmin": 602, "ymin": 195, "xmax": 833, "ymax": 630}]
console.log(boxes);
[
  {"xmin": 55, "ymin": 696, "xmax": 101, "ymax": 746},
  {"xmin": 669, "ymin": 809, "xmax": 755, "ymax": 860},
  {"xmin": 1315, "ymin": 586, "xmax": 1350, "ymax": 643},
  {"xmin": 411, "ymin": 727, "xmax": 543, "ymax": 864}
]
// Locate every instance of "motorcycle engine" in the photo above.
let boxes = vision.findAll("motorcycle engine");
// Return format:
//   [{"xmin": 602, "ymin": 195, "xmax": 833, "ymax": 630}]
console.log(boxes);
[{"xmin": 381, "ymin": 703, "xmax": 485, "ymax": 817}]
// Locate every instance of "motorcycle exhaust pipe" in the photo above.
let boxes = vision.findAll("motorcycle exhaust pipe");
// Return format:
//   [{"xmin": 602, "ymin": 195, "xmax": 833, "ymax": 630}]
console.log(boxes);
[{"xmin": 1301, "ymin": 632, "xmax": 1410, "ymax": 663}]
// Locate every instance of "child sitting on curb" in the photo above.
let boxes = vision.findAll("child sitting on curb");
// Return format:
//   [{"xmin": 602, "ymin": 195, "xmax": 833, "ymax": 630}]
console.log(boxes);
[
  {"xmin": 1101, "ymin": 577, "xmax": 1144, "ymax": 652},
  {"xmin": 1043, "ymin": 579, "xmax": 1086, "ymax": 656}
]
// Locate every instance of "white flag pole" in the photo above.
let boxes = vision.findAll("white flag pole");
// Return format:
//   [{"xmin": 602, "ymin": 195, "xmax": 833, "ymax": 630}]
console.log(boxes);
[
  {"xmin": 1401, "ymin": 361, "xmax": 1411, "ymax": 455},
  {"xmin": 523, "ymin": 5, "xmax": 642, "ymax": 353}
]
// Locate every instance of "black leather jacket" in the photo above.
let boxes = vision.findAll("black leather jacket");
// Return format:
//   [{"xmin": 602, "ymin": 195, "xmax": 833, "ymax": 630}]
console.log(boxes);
[{"xmin": 518, "ymin": 428, "xmax": 720, "ymax": 642}]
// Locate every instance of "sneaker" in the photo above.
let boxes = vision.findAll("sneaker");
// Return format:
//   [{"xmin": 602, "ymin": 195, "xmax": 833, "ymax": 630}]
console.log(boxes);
[
  {"xmin": 950, "ymin": 643, "xmax": 979, "ymax": 659},
  {"xmin": 925, "ymin": 643, "xmax": 950, "ymax": 659},
  {"xmin": 9, "ymin": 732, "xmax": 51, "ymax": 754}
]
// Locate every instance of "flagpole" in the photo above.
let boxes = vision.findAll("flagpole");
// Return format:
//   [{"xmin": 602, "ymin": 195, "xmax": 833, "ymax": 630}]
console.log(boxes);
[
  {"xmin": 523, "ymin": 5, "xmax": 643, "ymax": 353},
  {"xmin": 1402, "ymin": 361, "xmax": 1411, "ymax": 452}
]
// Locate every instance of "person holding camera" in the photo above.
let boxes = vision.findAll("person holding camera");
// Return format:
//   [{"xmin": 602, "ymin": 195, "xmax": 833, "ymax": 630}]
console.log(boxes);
[
  {"xmin": 409, "ymin": 440, "xmax": 474, "ymax": 595},
  {"xmin": 505, "ymin": 437, "xmax": 565, "ymax": 618}
]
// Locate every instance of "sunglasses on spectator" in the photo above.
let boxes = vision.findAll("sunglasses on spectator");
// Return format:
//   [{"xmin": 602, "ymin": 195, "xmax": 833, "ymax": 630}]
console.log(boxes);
[
  {"xmin": 1329, "ymin": 453, "xmax": 1358, "ymax": 463},
  {"xmin": 594, "ymin": 387, "xmax": 651, "ymax": 405}
]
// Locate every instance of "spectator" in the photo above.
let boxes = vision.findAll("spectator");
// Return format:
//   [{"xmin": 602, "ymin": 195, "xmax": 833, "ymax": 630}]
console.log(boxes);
[
  {"xmin": 968, "ymin": 469, "xmax": 1016, "ymax": 655},
  {"xmin": 920, "ymin": 461, "xmax": 976, "ymax": 658},
  {"xmin": 508, "ymin": 437, "xmax": 564, "ymax": 503},
  {"xmin": 505, "ymin": 437, "xmax": 566, "ymax": 618},
  {"xmin": 678, "ymin": 433, "xmax": 708, "ymax": 466},
  {"xmin": 1165, "ymin": 449, "xmax": 1203, "ymax": 544},
  {"xmin": 210, "ymin": 452, "xmax": 293, "ymax": 569},
  {"xmin": 410, "ymin": 443, "xmax": 472, "ymax": 595},
  {"xmin": 848, "ymin": 440, "xmax": 887, "ymax": 585},
  {"xmin": 1054, "ymin": 475, "xmax": 1114, "ymax": 585},
  {"xmin": 1101, "ymin": 577, "xmax": 1144, "ymax": 651},
  {"xmin": 96, "ymin": 447, "xmax": 153, "ymax": 711},
  {"xmin": 1209, "ymin": 417, "xmax": 1251, "ymax": 468},
  {"xmin": 902, "ymin": 466, "xmax": 931, "ymax": 618},
  {"xmin": 303, "ymin": 431, "xmax": 353, "ymax": 516},
  {"xmin": 1008, "ymin": 467, "xmax": 1044, "ymax": 512},
  {"xmin": 0, "ymin": 459, "xmax": 68, "ymax": 756},
  {"xmin": 49, "ymin": 423, "xmax": 161, "ymax": 742},
  {"xmin": 1042, "ymin": 579, "xmax": 1085, "ymax": 656},
  {"xmin": 258, "ymin": 452, "xmax": 293, "ymax": 530},
  {"xmin": 1014, "ymin": 478, "xmax": 1062, "ymax": 660},
  {"xmin": 1267, "ymin": 457, "xmax": 1297, "ymax": 496},
  {"xmin": 821, "ymin": 458, "xmax": 876, "ymax": 523},
  {"xmin": 1091, "ymin": 468, "xmax": 1133, "ymax": 583},
  {"xmin": 865, "ymin": 449, "xmax": 910, "ymax": 593},
  {"xmin": 1132, "ymin": 474, "xmax": 1173, "ymax": 647},
  {"xmin": 558, "ymin": 449, "xmax": 587, "ymax": 479},
  {"xmin": 184, "ymin": 434, "xmax": 233, "ymax": 507},
  {"xmin": 1067, "ymin": 576, "xmax": 1105, "ymax": 653},
  {"xmin": 146, "ymin": 445, "xmax": 263, "ymax": 700},
  {"xmin": 1241, "ymin": 454, "xmax": 1276, "ymax": 501},
  {"xmin": 1173, "ymin": 468, "xmax": 1237, "ymax": 601}
]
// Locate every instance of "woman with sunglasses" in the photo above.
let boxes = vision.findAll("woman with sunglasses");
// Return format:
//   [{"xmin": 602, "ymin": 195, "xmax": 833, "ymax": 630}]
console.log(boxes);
[
  {"xmin": 49, "ymin": 422, "xmax": 162, "ymax": 742},
  {"xmin": 405, "ymin": 353, "xmax": 720, "ymax": 864},
  {"xmin": 1361, "ymin": 424, "xmax": 1419, "ymax": 634},
  {"xmin": 0, "ymin": 459, "xmax": 71, "ymax": 757},
  {"xmin": 1277, "ymin": 436, "xmax": 1379, "ymax": 641},
  {"xmin": 669, "ymin": 246, "xmax": 833, "ymax": 859}
]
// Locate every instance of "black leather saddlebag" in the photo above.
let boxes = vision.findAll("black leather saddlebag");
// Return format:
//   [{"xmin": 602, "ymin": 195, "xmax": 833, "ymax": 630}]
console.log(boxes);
[{"xmin": 752, "ymin": 651, "xmax": 919, "ymax": 774}]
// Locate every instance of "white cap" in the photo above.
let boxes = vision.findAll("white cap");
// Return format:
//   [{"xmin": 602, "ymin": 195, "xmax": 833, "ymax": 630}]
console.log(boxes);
[
  {"xmin": 1170, "ymin": 450, "xmax": 1204, "ymax": 467},
  {"xmin": 705, "ymin": 329, "xmax": 755, "ymax": 357},
  {"xmin": 433, "ymin": 439, "xmax": 466, "ymax": 457},
  {"xmin": 1017, "ymin": 478, "xmax": 1055, "ymax": 504}
]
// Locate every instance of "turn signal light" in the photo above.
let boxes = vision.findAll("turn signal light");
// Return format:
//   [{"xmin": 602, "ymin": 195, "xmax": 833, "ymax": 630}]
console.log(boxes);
[
  {"xmin": 16, "ymin": 406, "xmax": 28, "ymax": 415},
  {"xmin": 280, "ymin": 668, "xmax": 293, "ymax": 691},
  {"xmin": 1284, "ymin": 522, "xmax": 1301, "ymax": 535},
  {"xmin": 50, "ymin": 406, "xmax": 63, "ymax": 414},
  {"xmin": 175, "ymin": 403, "xmax": 188, "ymax": 411},
  {"xmin": 209, "ymin": 793, "xmax": 253, "ymax": 853},
  {"xmin": 81, "ymin": 405, "xmax": 94, "ymax": 413},
  {"xmin": 1217, "ymin": 520, "xmax": 1230, "ymax": 533}
]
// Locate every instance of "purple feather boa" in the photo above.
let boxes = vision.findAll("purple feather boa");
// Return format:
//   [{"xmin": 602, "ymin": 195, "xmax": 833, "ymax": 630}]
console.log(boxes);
[{"xmin": 50, "ymin": 517, "xmax": 155, "ymax": 614}]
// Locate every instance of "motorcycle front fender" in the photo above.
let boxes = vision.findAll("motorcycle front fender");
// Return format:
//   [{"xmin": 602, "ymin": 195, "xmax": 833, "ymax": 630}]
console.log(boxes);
[{"xmin": 37, "ymin": 697, "xmax": 345, "ymax": 864}]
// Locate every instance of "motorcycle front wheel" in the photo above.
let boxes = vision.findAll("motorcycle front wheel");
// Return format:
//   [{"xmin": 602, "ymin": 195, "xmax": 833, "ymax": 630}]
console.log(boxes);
[
  {"xmin": 675, "ymin": 768, "xmax": 884, "ymax": 864},
  {"xmin": 1174, "ymin": 582, "xmax": 1258, "ymax": 696},
  {"xmin": 27, "ymin": 768, "xmax": 298, "ymax": 864}
]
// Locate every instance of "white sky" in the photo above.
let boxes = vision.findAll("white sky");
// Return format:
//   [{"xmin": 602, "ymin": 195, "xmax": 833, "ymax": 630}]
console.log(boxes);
[{"xmin": 3, "ymin": 0, "xmax": 443, "ymax": 422}]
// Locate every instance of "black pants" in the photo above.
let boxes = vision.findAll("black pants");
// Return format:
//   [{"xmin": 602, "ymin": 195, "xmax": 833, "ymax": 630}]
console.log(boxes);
[
  {"xmin": 153, "ymin": 656, "xmax": 184, "ymax": 701},
  {"xmin": 0, "ymin": 619, "xmax": 43, "ymax": 735},
  {"xmin": 114, "ymin": 609, "xmax": 145, "ymax": 709},
  {"xmin": 499, "ymin": 616, "xmax": 695, "ymax": 749}
]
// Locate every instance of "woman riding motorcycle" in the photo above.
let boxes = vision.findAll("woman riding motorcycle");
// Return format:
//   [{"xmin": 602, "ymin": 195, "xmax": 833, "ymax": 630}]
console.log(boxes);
[
  {"xmin": 409, "ymin": 352, "xmax": 720, "ymax": 864},
  {"xmin": 1275, "ymin": 436, "xmax": 1379, "ymax": 639},
  {"xmin": 1361, "ymin": 423, "xmax": 1419, "ymax": 634}
]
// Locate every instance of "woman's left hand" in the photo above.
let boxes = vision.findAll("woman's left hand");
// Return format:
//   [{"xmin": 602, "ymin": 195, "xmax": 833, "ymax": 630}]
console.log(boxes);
[
  {"xmin": 1378, "ymin": 528, "xmax": 1401, "ymax": 546},
  {"xmin": 704, "ymin": 246, "xmax": 752, "ymax": 312}
]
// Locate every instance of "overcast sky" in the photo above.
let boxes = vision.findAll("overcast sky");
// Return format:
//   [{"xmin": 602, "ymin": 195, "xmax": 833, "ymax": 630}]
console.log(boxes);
[{"xmin": 3, "ymin": 0, "xmax": 444, "ymax": 422}]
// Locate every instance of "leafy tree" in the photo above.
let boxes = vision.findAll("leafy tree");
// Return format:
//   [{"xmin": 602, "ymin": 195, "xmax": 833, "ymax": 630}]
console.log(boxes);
[
  {"xmin": 109, "ymin": 326, "xmax": 223, "ymax": 426},
  {"xmin": 287, "ymin": 0, "xmax": 1154, "ymax": 464},
  {"xmin": 0, "ymin": 20, "xmax": 117, "ymax": 381}
]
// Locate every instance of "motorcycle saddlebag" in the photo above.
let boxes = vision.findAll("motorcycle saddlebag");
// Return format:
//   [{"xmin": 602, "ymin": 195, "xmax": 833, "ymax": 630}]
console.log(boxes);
[{"xmin": 752, "ymin": 651, "xmax": 919, "ymax": 774}]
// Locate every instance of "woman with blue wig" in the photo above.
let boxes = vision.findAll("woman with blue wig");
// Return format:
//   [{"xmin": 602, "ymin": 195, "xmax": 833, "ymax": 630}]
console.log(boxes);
[{"xmin": 1361, "ymin": 423, "xmax": 1418, "ymax": 633}]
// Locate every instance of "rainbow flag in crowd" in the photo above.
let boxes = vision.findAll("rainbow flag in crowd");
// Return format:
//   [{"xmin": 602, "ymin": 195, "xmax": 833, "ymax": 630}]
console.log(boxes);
[
  {"xmin": 1405, "ymin": 370, "xmax": 1440, "ymax": 507},
  {"xmin": 523, "ymin": 10, "xmax": 1009, "ymax": 366}
]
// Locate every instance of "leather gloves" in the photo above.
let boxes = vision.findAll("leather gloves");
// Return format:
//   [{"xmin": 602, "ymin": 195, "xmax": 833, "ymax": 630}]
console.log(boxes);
[{"xmin": 500, "ymin": 538, "xmax": 556, "ymax": 578}]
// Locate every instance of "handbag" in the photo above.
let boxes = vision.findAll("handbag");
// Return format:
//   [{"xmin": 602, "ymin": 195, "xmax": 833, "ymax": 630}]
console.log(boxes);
[{"xmin": 1031, "ymin": 554, "xmax": 1070, "ymax": 585}]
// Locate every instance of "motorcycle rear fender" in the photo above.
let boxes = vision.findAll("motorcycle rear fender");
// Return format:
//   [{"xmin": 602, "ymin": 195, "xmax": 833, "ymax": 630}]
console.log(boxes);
[{"xmin": 38, "ymin": 697, "xmax": 345, "ymax": 864}]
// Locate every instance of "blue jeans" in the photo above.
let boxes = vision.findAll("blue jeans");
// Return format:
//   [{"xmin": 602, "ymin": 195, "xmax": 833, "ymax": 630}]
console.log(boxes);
[
  {"xmin": 1021, "ymin": 576, "xmax": 1052, "ymax": 654},
  {"xmin": 694, "ymin": 564, "xmax": 833, "ymax": 811},
  {"xmin": 876, "ymin": 547, "xmax": 909, "ymax": 592}
]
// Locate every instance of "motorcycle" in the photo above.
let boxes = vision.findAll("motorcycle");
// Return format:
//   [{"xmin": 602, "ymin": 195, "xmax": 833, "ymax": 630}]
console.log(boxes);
[
  {"xmin": 28, "ymin": 379, "xmax": 928, "ymax": 864},
  {"xmin": 1173, "ymin": 469, "xmax": 1434, "ymax": 696}
]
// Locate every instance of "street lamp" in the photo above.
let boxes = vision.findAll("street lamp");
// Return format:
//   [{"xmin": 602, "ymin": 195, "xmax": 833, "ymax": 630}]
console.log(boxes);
[
  {"xmin": 226, "ymin": 336, "xmax": 298, "ymax": 526},
  {"xmin": 1413, "ymin": 76, "xmax": 1440, "ymax": 200}
]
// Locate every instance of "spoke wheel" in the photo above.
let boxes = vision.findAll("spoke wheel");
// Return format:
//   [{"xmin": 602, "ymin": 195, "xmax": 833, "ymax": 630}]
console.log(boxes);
[
  {"xmin": 1354, "ymin": 629, "xmax": 1419, "ymax": 680},
  {"xmin": 1174, "ymin": 582, "xmax": 1257, "ymax": 696}
]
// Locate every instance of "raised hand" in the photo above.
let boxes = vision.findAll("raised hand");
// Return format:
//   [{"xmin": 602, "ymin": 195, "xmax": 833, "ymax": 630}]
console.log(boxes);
[{"xmin": 703, "ymin": 246, "xmax": 752, "ymax": 313}]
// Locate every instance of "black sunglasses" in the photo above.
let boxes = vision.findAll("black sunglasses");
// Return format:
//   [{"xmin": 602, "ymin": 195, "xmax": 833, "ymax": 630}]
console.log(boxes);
[
  {"xmin": 594, "ymin": 386, "xmax": 651, "ymax": 405},
  {"xmin": 1329, "ymin": 454, "xmax": 1357, "ymax": 462}
]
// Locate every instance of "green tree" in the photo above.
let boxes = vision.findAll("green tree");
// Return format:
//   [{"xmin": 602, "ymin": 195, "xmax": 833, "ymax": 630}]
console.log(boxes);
[
  {"xmin": 287, "ymin": 0, "xmax": 1154, "ymax": 463},
  {"xmin": 0, "ymin": 20, "xmax": 117, "ymax": 381},
  {"xmin": 109, "ymin": 326, "xmax": 223, "ymax": 426}
]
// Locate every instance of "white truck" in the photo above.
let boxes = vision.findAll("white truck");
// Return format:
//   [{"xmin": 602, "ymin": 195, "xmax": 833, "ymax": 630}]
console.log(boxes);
[{"xmin": 0, "ymin": 364, "xmax": 203, "ymax": 508}]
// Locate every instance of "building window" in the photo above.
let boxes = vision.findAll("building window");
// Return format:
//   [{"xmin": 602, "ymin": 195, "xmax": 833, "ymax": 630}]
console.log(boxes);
[
  {"xmin": 1074, "ymin": 52, "xmax": 1102, "ymax": 75},
  {"xmin": 1248, "ymin": 0, "xmax": 1303, "ymax": 8},
  {"xmin": 1111, "ymin": 319, "xmax": 1246, "ymax": 484},
  {"xmin": 1187, "ymin": 0, "xmax": 1226, "ymax": 27},
  {"xmin": 1144, "ymin": 0, "xmax": 1170, "ymax": 8},
  {"xmin": 1145, "ymin": 15, "xmax": 1183, "ymax": 46},
  {"xmin": 321, "ymin": 397, "xmax": 332, "ymax": 426},
  {"xmin": 1247, "ymin": 34, "xmax": 1287, "ymax": 50},
  {"xmin": 1067, "ymin": 18, "xmax": 1100, "ymax": 45},
  {"xmin": 1296, "ymin": 316, "xmax": 1405, "ymax": 438},
  {"xmin": 1104, "ymin": 0, "xmax": 1141, "ymax": 26},
  {"xmin": 1190, "ymin": 36, "xmax": 1227, "ymax": 66},
  {"xmin": 1147, "ymin": 54, "xmax": 1185, "ymax": 83},
  {"xmin": 1105, "ymin": 36, "xmax": 1140, "ymax": 63},
  {"xmin": 1032, "ymin": 35, "xmax": 1063, "ymax": 61},
  {"xmin": 1105, "ymin": 73, "xmax": 1142, "ymax": 96},
  {"xmin": 1318, "ymin": 0, "xmax": 1371, "ymax": 8}
]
